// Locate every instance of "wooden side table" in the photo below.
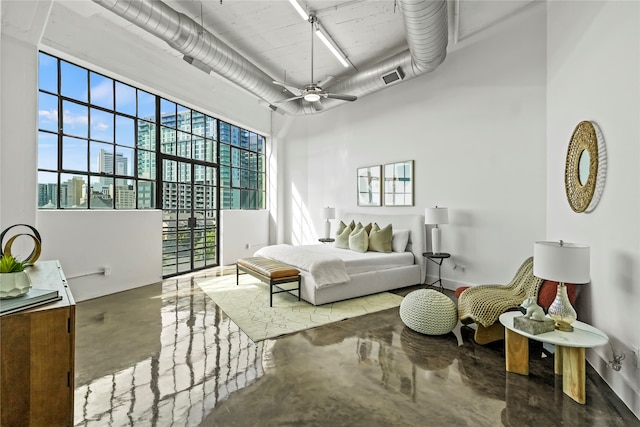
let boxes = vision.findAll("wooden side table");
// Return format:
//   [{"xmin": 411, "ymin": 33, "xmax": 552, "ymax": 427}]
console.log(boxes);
[
  {"xmin": 422, "ymin": 252, "xmax": 450, "ymax": 292},
  {"xmin": 499, "ymin": 311, "xmax": 608, "ymax": 404},
  {"xmin": 1, "ymin": 260, "xmax": 76, "ymax": 425}
]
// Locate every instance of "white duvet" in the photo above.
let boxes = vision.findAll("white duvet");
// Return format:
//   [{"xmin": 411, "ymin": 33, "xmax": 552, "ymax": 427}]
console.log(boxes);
[
  {"xmin": 254, "ymin": 244, "xmax": 415, "ymax": 289},
  {"xmin": 255, "ymin": 244, "xmax": 350, "ymax": 288}
]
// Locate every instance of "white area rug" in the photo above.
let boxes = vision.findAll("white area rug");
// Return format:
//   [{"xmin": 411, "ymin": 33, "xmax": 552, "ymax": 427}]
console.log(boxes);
[{"xmin": 195, "ymin": 273, "xmax": 403, "ymax": 342}]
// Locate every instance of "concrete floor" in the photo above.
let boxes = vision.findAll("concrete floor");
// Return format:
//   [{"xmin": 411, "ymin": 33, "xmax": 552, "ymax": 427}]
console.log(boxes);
[{"xmin": 74, "ymin": 269, "xmax": 639, "ymax": 426}]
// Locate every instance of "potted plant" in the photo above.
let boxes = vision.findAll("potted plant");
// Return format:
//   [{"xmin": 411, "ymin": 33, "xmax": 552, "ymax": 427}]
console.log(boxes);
[{"xmin": 0, "ymin": 254, "xmax": 31, "ymax": 299}]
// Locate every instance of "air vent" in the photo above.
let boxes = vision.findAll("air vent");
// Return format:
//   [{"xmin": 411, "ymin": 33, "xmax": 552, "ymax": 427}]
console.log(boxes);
[{"xmin": 381, "ymin": 67, "xmax": 405, "ymax": 85}]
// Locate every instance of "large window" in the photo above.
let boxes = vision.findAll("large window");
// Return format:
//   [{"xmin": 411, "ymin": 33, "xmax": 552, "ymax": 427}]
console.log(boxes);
[
  {"xmin": 37, "ymin": 52, "xmax": 266, "ymax": 210},
  {"xmin": 219, "ymin": 122, "xmax": 265, "ymax": 209}
]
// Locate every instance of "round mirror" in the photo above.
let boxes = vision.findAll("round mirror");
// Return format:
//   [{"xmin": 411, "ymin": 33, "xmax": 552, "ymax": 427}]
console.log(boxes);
[
  {"xmin": 578, "ymin": 149, "xmax": 590, "ymax": 185},
  {"xmin": 565, "ymin": 121, "xmax": 606, "ymax": 213}
]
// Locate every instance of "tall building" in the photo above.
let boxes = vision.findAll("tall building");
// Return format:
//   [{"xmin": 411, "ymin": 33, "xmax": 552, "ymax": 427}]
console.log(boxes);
[
  {"xmin": 38, "ymin": 183, "xmax": 58, "ymax": 207},
  {"xmin": 98, "ymin": 149, "xmax": 129, "ymax": 180}
]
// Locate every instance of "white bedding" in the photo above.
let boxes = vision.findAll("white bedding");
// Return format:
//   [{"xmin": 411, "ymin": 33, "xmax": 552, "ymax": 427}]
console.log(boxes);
[
  {"xmin": 301, "ymin": 244, "xmax": 415, "ymax": 275},
  {"xmin": 254, "ymin": 244, "xmax": 350, "ymax": 288},
  {"xmin": 254, "ymin": 243, "xmax": 415, "ymax": 289}
]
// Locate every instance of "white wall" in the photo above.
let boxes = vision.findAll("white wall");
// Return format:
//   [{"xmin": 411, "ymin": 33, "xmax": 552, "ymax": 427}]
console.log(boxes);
[
  {"xmin": 546, "ymin": 0, "xmax": 640, "ymax": 418},
  {"xmin": 0, "ymin": 1, "xmax": 47, "ymax": 246},
  {"xmin": 280, "ymin": 3, "xmax": 548, "ymax": 289},
  {"xmin": 220, "ymin": 210, "xmax": 269, "ymax": 265},
  {"xmin": 37, "ymin": 210, "xmax": 163, "ymax": 301}
]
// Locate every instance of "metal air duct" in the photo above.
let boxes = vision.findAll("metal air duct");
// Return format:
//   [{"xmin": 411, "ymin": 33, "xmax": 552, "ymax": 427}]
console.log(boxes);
[{"xmin": 91, "ymin": 0, "xmax": 448, "ymax": 116}]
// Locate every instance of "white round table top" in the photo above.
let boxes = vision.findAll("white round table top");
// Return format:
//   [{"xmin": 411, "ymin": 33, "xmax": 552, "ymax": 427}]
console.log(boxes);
[{"xmin": 499, "ymin": 311, "xmax": 609, "ymax": 348}]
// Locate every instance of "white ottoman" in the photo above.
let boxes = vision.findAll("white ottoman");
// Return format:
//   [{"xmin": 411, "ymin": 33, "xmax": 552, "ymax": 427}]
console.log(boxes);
[{"xmin": 400, "ymin": 289, "xmax": 458, "ymax": 335}]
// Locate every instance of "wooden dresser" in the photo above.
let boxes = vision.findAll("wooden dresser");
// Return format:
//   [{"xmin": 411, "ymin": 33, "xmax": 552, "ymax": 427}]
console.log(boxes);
[{"xmin": 0, "ymin": 260, "xmax": 75, "ymax": 426}]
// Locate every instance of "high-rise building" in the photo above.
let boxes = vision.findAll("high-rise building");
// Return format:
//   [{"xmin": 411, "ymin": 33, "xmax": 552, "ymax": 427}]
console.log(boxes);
[
  {"xmin": 98, "ymin": 149, "xmax": 129, "ymax": 180},
  {"xmin": 38, "ymin": 183, "xmax": 58, "ymax": 207}
]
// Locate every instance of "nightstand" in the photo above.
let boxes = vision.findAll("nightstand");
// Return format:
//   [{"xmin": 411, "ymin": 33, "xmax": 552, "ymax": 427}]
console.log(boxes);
[
  {"xmin": 422, "ymin": 252, "xmax": 450, "ymax": 292},
  {"xmin": 318, "ymin": 238, "xmax": 335, "ymax": 244}
]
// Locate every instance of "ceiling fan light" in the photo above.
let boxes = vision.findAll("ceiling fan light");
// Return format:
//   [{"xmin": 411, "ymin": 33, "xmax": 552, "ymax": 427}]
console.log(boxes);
[{"xmin": 303, "ymin": 93, "xmax": 321, "ymax": 102}]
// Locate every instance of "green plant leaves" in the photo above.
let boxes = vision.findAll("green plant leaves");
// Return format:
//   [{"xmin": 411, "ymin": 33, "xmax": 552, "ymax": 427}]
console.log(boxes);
[{"xmin": 0, "ymin": 254, "xmax": 25, "ymax": 273}]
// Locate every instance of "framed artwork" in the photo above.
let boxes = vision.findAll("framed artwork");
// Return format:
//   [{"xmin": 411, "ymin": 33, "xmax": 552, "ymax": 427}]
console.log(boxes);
[
  {"xmin": 357, "ymin": 165, "xmax": 382, "ymax": 206},
  {"xmin": 384, "ymin": 160, "xmax": 414, "ymax": 206}
]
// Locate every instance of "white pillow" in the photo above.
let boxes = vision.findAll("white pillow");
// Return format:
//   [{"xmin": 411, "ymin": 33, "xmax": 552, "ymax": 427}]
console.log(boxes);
[{"xmin": 392, "ymin": 229, "xmax": 410, "ymax": 252}]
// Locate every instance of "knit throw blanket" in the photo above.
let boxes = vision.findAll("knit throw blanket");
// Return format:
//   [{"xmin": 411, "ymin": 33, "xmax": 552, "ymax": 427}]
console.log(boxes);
[{"xmin": 457, "ymin": 257, "xmax": 543, "ymax": 327}]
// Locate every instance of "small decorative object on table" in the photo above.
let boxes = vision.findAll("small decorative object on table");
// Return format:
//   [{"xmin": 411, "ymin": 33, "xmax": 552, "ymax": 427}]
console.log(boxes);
[
  {"xmin": 0, "ymin": 254, "xmax": 31, "ymax": 299},
  {"xmin": 0, "ymin": 224, "xmax": 43, "ymax": 299},
  {"xmin": 513, "ymin": 297, "xmax": 554, "ymax": 335}
]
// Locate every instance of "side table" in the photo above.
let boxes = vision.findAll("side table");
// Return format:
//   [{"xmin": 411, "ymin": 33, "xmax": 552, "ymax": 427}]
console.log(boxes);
[
  {"xmin": 499, "ymin": 311, "xmax": 608, "ymax": 404},
  {"xmin": 318, "ymin": 238, "xmax": 335, "ymax": 244},
  {"xmin": 422, "ymin": 252, "xmax": 450, "ymax": 292}
]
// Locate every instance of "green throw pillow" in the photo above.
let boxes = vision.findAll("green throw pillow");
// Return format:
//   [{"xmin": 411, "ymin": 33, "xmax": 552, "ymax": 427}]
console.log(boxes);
[
  {"xmin": 349, "ymin": 224, "xmax": 369, "ymax": 253},
  {"xmin": 335, "ymin": 221, "xmax": 353, "ymax": 249},
  {"xmin": 336, "ymin": 220, "xmax": 348, "ymax": 235},
  {"xmin": 361, "ymin": 222, "xmax": 372, "ymax": 235},
  {"xmin": 369, "ymin": 223, "xmax": 393, "ymax": 253}
]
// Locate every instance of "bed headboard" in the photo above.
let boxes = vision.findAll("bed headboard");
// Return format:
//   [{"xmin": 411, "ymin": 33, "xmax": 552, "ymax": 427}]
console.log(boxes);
[{"xmin": 340, "ymin": 212, "xmax": 426, "ymax": 279}]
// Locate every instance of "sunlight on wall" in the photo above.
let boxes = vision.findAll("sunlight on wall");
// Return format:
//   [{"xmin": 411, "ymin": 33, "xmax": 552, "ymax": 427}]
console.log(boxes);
[
  {"xmin": 267, "ymin": 137, "xmax": 277, "ymax": 230},
  {"xmin": 291, "ymin": 184, "xmax": 315, "ymax": 245}
]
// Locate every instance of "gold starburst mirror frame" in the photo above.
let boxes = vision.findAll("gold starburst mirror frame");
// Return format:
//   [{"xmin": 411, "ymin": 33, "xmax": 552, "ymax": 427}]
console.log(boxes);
[{"xmin": 565, "ymin": 121, "xmax": 606, "ymax": 213}]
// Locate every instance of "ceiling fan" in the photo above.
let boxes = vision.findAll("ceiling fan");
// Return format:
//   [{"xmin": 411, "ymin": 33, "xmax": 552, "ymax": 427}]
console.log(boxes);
[{"xmin": 273, "ymin": 15, "xmax": 357, "ymax": 110}]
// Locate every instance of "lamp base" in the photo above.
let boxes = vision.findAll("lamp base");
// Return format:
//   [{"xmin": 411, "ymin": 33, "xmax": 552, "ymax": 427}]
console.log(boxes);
[
  {"xmin": 548, "ymin": 282, "xmax": 577, "ymax": 332},
  {"xmin": 431, "ymin": 227, "xmax": 441, "ymax": 254},
  {"xmin": 554, "ymin": 321, "xmax": 574, "ymax": 332},
  {"xmin": 324, "ymin": 220, "xmax": 331, "ymax": 240}
]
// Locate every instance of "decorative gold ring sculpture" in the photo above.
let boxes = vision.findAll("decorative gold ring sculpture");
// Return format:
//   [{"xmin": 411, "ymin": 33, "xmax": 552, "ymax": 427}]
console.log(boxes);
[
  {"xmin": 0, "ymin": 224, "xmax": 42, "ymax": 265},
  {"xmin": 565, "ymin": 121, "xmax": 606, "ymax": 213}
]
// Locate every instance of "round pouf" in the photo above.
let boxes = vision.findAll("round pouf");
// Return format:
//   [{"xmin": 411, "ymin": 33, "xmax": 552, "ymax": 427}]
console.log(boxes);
[{"xmin": 399, "ymin": 289, "xmax": 458, "ymax": 335}]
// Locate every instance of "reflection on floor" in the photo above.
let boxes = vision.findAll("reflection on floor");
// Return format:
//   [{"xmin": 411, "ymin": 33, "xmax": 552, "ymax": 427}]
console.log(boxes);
[{"xmin": 74, "ymin": 269, "xmax": 640, "ymax": 426}]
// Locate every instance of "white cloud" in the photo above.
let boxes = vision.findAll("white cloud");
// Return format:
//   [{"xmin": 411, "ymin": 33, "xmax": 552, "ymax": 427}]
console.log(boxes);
[
  {"xmin": 63, "ymin": 109, "xmax": 89, "ymax": 126},
  {"xmin": 93, "ymin": 122, "xmax": 109, "ymax": 131},
  {"xmin": 39, "ymin": 109, "xmax": 58, "ymax": 121},
  {"xmin": 90, "ymin": 80, "xmax": 113, "ymax": 105}
]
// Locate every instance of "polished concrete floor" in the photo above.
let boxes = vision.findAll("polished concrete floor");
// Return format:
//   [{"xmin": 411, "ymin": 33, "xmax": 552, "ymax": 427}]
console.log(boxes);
[{"xmin": 74, "ymin": 269, "xmax": 640, "ymax": 426}]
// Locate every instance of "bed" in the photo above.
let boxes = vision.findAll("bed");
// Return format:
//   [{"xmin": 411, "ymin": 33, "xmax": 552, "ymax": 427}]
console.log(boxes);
[{"xmin": 254, "ymin": 213, "xmax": 425, "ymax": 305}]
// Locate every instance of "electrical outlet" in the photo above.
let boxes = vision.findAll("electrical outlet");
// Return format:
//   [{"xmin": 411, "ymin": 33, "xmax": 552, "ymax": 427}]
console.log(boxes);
[
  {"xmin": 453, "ymin": 264, "xmax": 466, "ymax": 273},
  {"xmin": 104, "ymin": 265, "xmax": 112, "ymax": 276}
]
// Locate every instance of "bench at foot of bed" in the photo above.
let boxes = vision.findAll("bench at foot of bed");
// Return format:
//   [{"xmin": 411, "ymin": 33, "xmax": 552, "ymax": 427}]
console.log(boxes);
[{"xmin": 236, "ymin": 256, "xmax": 301, "ymax": 307}]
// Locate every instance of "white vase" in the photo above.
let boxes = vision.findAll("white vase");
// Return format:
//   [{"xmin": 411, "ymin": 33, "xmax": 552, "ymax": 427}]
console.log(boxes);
[{"xmin": 0, "ymin": 271, "xmax": 32, "ymax": 299}]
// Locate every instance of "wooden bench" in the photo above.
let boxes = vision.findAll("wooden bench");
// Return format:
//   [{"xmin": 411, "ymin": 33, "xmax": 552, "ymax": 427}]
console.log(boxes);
[{"xmin": 236, "ymin": 256, "xmax": 301, "ymax": 307}]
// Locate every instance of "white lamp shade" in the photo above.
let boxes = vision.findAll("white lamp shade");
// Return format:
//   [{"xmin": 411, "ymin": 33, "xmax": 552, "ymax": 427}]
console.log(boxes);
[
  {"xmin": 533, "ymin": 241, "xmax": 590, "ymax": 283},
  {"xmin": 424, "ymin": 207, "xmax": 448, "ymax": 225},
  {"xmin": 323, "ymin": 207, "xmax": 335, "ymax": 220}
]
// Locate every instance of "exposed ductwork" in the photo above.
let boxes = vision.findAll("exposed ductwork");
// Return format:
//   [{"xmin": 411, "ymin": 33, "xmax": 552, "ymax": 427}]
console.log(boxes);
[{"xmin": 91, "ymin": 0, "xmax": 448, "ymax": 116}]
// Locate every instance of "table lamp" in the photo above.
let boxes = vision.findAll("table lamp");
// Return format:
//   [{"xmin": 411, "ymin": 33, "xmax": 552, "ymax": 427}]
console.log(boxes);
[
  {"xmin": 533, "ymin": 240, "xmax": 590, "ymax": 332},
  {"xmin": 323, "ymin": 207, "xmax": 335, "ymax": 239},
  {"xmin": 424, "ymin": 207, "xmax": 448, "ymax": 254}
]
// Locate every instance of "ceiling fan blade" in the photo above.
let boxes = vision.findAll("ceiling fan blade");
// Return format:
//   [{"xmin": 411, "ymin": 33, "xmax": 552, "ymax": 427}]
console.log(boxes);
[
  {"xmin": 325, "ymin": 93, "xmax": 358, "ymax": 102},
  {"xmin": 273, "ymin": 95, "xmax": 304, "ymax": 104},
  {"xmin": 273, "ymin": 80, "xmax": 302, "ymax": 96},
  {"xmin": 311, "ymin": 101, "xmax": 324, "ymax": 112},
  {"xmin": 317, "ymin": 75, "xmax": 336, "ymax": 89}
]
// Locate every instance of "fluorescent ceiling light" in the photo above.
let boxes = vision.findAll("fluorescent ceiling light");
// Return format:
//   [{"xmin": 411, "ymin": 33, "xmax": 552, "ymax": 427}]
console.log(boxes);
[
  {"xmin": 288, "ymin": 0, "xmax": 308, "ymax": 21},
  {"xmin": 315, "ymin": 28, "xmax": 349, "ymax": 68}
]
